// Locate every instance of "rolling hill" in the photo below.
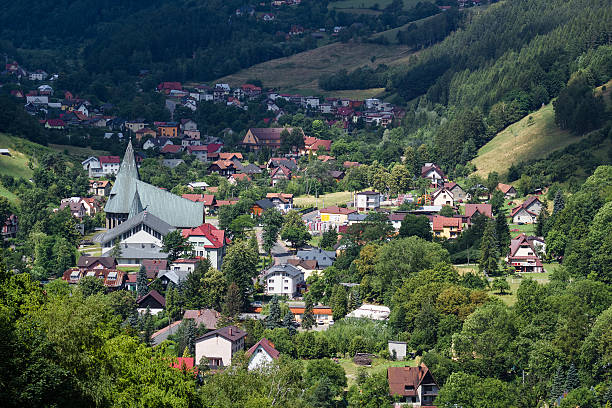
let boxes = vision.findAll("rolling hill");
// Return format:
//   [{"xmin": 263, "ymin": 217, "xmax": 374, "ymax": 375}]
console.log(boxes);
[
  {"xmin": 472, "ymin": 79, "xmax": 612, "ymax": 177},
  {"xmin": 215, "ymin": 42, "xmax": 414, "ymax": 97}
]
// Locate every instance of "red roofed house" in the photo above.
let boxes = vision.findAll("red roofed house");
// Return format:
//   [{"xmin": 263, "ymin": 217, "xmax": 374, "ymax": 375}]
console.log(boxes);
[
  {"xmin": 170, "ymin": 357, "xmax": 195, "ymax": 372},
  {"xmin": 182, "ymin": 223, "xmax": 230, "ymax": 269},
  {"xmin": 388, "ymin": 363, "xmax": 439, "ymax": 407},
  {"xmin": 209, "ymin": 159, "xmax": 239, "ymax": 177},
  {"xmin": 89, "ymin": 179, "xmax": 112, "ymax": 196},
  {"xmin": 161, "ymin": 144, "xmax": 183, "ymax": 154},
  {"xmin": 320, "ymin": 206, "xmax": 356, "ymax": 226},
  {"xmin": 432, "ymin": 215, "xmax": 462, "ymax": 239},
  {"xmin": 228, "ymin": 173, "xmax": 251, "ymax": 185},
  {"xmin": 464, "ymin": 203, "xmax": 493, "ymax": 219},
  {"xmin": 270, "ymin": 165, "xmax": 292, "ymax": 187},
  {"xmin": 444, "ymin": 182, "xmax": 467, "ymax": 202},
  {"xmin": 98, "ymin": 155, "xmax": 121, "ymax": 175},
  {"xmin": 194, "ymin": 325, "xmax": 246, "ymax": 369},
  {"xmin": 301, "ymin": 136, "xmax": 332, "ymax": 156},
  {"xmin": 63, "ymin": 267, "xmax": 126, "ymax": 291},
  {"xmin": 511, "ymin": 196, "xmax": 543, "ymax": 224},
  {"xmin": 186, "ymin": 145, "xmax": 208, "ymax": 161},
  {"xmin": 182, "ymin": 194, "xmax": 216, "ymax": 214},
  {"xmin": 497, "ymin": 183, "xmax": 517, "ymax": 199},
  {"xmin": 242, "ymin": 127, "xmax": 304, "ymax": 151},
  {"xmin": 141, "ymin": 259, "xmax": 168, "ymax": 280},
  {"xmin": 219, "ymin": 152, "xmax": 243, "ymax": 161},
  {"xmin": 183, "ymin": 309, "xmax": 220, "ymax": 330},
  {"xmin": 247, "ymin": 338, "xmax": 280, "ymax": 371},
  {"xmin": 506, "ymin": 233, "xmax": 544, "ymax": 273},
  {"xmin": 157, "ymin": 82, "xmax": 182, "ymax": 94},
  {"xmin": 45, "ymin": 119, "xmax": 65, "ymax": 129}
]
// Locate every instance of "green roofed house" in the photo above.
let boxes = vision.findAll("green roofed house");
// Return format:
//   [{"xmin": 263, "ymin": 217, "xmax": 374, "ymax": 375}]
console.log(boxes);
[{"xmin": 105, "ymin": 140, "xmax": 204, "ymax": 229}]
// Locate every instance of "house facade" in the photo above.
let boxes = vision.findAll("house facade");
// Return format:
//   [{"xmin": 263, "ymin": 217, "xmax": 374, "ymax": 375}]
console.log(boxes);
[
  {"xmin": 194, "ymin": 326, "xmax": 246, "ymax": 368},
  {"xmin": 421, "ymin": 163, "xmax": 445, "ymax": 185},
  {"xmin": 506, "ymin": 233, "xmax": 544, "ymax": 273},
  {"xmin": 354, "ymin": 191, "xmax": 381, "ymax": 212},
  {"xmin": 320, "ymin": 206, "xmax": 356, "ymax": 226},
  {"xmin": 497, "ymin": 183, "xmax": 517, "ymax": 199},
  {"xmin": 181, "ymin": 223, "xmax": 229, "ymax": 270},
  {"xmin": 432, "ymin": 215, "xmax": 462, "ymax": 239},
  {"xmin": 388, "ymin": 363, "xmax": 439, "ymax": 407},
  {"xmin": 432, "ymin": 188, "xmax": 454, "ymax": 207},
  {"xmin": 247, "ymin": 338, "xmax": 280, "ymax": 371},
  {"xmin": 262, "ymin": 264, "xmax": 304, "ymax": 298}
]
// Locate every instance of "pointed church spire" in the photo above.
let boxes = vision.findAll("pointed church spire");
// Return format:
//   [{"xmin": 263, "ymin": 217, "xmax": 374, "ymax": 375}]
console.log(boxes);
[
  {"xmin": 128, "ymin": 186, "xmax": 144, "ymax": 218},
  {"xmin": 118, "ymin": 138, "xmax": 139, "ymax": 180}
]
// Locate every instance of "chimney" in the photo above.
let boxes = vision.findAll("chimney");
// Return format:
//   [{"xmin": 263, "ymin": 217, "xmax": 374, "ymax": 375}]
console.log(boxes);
[{"xmin": 229, "ymin": 327, "xmax": 233, "ymax": 336}]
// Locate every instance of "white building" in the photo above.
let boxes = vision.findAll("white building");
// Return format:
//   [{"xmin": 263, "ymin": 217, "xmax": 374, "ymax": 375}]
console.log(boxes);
[
  {"xmin": 247, "ymin": 338, "xmax": 280, "ymax": 371},
  {"xmin": 194, "ymin": 325, "xmax": 246, "ymax": 368},
  {"xmin": 432, "ymin": 188, "xmax": 454, "ymax": 207},
  {"xmin": 346, "ymin": 304, "xmax": 390, "ymax": 320},
  {"xmin": 388, "ymin": 341, "xmax": 407, "ymax": 361},
  {"xmin": 181, "ymin": 223, "xmax": 229, "ymax": 270},
  {"xmin": 262, "ymin": 264, "xmax": 304, "ymax": 298},
  {"xmin": 354, "ymin": 190, "xmax": 382, "ymax": 212}
]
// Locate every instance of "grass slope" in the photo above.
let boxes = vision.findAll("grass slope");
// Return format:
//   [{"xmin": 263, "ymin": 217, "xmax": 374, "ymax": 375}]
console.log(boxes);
[
  {"xmin": 0, "ymin": 133, "xmax": 36, "ymax": 180},
  {"xmin": 49, "ymin": 144, "xmax": 109, "ymax": 161},
  {"xmin": 215, "ymin": 42, "xmax": 413, "ymax": 98},
  {"xmin": 294, "ymin": 191, "xmax": 353, "ymax": 208},
  {"xmin": 471, "ymin": 103, "xmax": 583, "ymax": 176}
]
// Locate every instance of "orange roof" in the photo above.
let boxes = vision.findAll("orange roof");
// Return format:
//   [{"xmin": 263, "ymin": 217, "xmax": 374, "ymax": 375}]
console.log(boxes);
[
  {"xmin": 497, "ymin": 183, "xmax": 515, "ymax": 194},
  {"xmin": 432, "ymin": 215, "xmax": 462, "ymax": 231}
]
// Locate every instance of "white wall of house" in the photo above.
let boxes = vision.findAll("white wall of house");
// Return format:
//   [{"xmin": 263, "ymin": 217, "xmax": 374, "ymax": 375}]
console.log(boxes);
[
  {"xmin": 171, "ymin": 262, "xmax": 198, "ymax": 273},
  {"xmin": 433, "ymin": 191, "xmax": 453, "ymax": 207},
  {"xmin": 424, "ymin": 169, "xmax": 443, "ymax": 182},
  {"xmin": 514, "ymin": 246, "xmax": 536, "ymax": 257},
  {"xmin": 355, "ymin": 193, "xmax": 380, "ymax": 211},
  {"xmin": 186, "ymin": 236, "xmax": 223, "ymax": 270},
  {"xmin": 388, "ymin": 341, "xmax": 407, "ymax": 360},
  {"xmin": 513, "ymin": 210, "xmax": 536, "ymax": 224},
  {"xmin": 248, "ymin": 348, "xmax": 274, "ymax": 371},
  {"xmin": 264, "ymin": 271, "xmax": 303, "ymax": 298},
  {"xmin": 526, "ymin": 201, "xmax": 543, "ymax": 214},
  {"xmin": 195, "ymin": 335, "xmax": 243, "ymax": 367},
  {"xmin": 123, "ymin": 230, "xmax": 163, "ymax": 246}
]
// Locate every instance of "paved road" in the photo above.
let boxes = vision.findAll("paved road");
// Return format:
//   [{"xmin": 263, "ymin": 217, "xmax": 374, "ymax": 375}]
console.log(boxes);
[{"xmin": 254, "ymin": 227, "xmax": 292, "ymax": 265}]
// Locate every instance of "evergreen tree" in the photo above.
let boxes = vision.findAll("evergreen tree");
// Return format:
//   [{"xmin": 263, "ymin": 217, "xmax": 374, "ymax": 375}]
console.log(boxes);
[
  {"xmin": 128, "ymin": 308, "xmax": 139, "ymax": 329},
  {"xmin": 331, "ymin": 285, "xmax": 348, "ymax": 321},
  {"xmin": 349, "ymin": 288, "xmax": 362, "ymax": 311},
  {"xmin": 389, "ymin": 304, "xmax": 406, "ymax": 333},
  {"xmin": 186, "ymin": 319, "xmax": 196, "ymax": 357},
  {"xmin": 109, "ymin": 240, "xmax": 122, "ymax": 259},
  {"xmin": 535, "ymin": 207, "xmax": 550, "ymax": 237},
  {"xmin": 495, "ymin": 210, "xmax": 511, "ymax": 250},
  {"xmin": 136, "ymin": 264, "xmax": 149, "ymax": 298},
  {"xmin": 553, "ymin": 190, "xmax": 565, "ymax": 214},
  {"xmin": 266, "ymin": 296, "xmax": 282, "ymax": 329},
  {"xmin": 222, "ymin": 239, "xmax": 259, "ymax": 309},
  {"xmin": 565, "ymin": 363, "xmax": 580, "ymax": 391},
  {"xmin": 479, "ymin": 219, "xmax": 500, "ymax": 276},
  {"xmin": 302, "ymin": 297, "xmax": 316, "ymax": 330},
  {"xmin": 261, "ymin": 209, "xmax": 283, "ymax": 254},
  {"xmin": 550, "ymin": 366, "xmax": 565, "ymax": 400},
  {"xmin": 222, "ymin": 282, "xmax": 242, "ymax": 318},
  {"xmin": 282, "ymin": 310, "xmax": 297, "ymax": 336},
  {"xmin": 141, "ymin": 307, "xmax": 154, "ymax": 347}
]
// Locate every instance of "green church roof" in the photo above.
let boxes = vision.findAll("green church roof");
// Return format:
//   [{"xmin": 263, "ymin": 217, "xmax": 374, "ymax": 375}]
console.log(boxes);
[{"xmin": 105, "ymin": 141, "xmax": 204, "ymax": 228}]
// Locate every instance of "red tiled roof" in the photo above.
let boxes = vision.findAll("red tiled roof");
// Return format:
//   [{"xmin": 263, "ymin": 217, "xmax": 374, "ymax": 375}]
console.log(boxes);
[
  {"xmin": 247, "ymin": 338, "xmax": 280, "ymax": 359},
  {"xmin": 157, "ymin": 82, "xmax": 182, "ymax": 91},
  {"xmin": 141, "ymin": 259, "xmax": 168, "ymax": 280},
  {"xmin": 497, "ymin": 183, "xmax": 515, "ymax": 194},
  {"xmin": 161, "ymin": 145, "xmax": 182, "ymax": 154},
  {"xmin": 432, "ymin": 215, "xmax": 462, "ymax": 231},
  {"xmin": 304, "ymin": 136, "xmax": 332, "ymax": 151},
  {"xmin": 182, "ymin": 194, "xmax": 216, "ymax": 206},
  {"xmin": 98, "ymin": 155, "xmax": 121, "ymax": 164},
  {"xmin": 46, "ymin": 119, "xmax": 65, "ymax": 127},
  {"xmin": 181, "ymin": 223, "xmax": 228, "ymax": 248},
  {"xmin": 388, "ymin": 363, "xmax": 438, "ymax": 397},
  {"xmin": 465, "ymin": 204, "xmax": 492, "ymax": 218},
  {"xmin": 270, "ymin": 165, "xmax": 291, "ymax": 178},
  {"xmin": 183, "ymin": 309, "xmax": 220, "ymax": 330},
  {"xmin": 320, "ymin": 206, "xmax": 356, "ymax": 215},
  {"xmin": 219, "ymin": 152, "xmax": 243, "ymax": 160},
  {"xmin": 231, "ymin": 173, "xmax": 251, "ymax": 182},
  {"xmin": 207, "ymin": 143, "xmax": 223, "ymax": 154},
  {"xmin": 171, "ymin": 357, "xmax": 195, "ymax": 371}
]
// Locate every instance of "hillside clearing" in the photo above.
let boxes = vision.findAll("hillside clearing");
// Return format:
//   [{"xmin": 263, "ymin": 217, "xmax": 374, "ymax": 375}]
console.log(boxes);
[
  {"xmin": 471, "ymin": 103, "xmax": 584, "ymax": 176},
  {"xmin": 0, "ymin": 133, "xmax": 36, "ymax": 180},
  {"xmin": 49, "ymin": 144, "xmax": 109, "ymax": 161},
  {"xmin": 215, "ymin": 42, "xmax": 412, "ymax": 97},
  {"xmin": 294, "ymin": 191, "xmax": 353, "ymax": 208}
]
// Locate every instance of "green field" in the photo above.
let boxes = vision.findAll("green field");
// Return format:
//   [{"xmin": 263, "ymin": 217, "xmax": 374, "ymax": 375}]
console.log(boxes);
[
  {"xmin": 471, "ymin": 103, "xmax": 584, "ymax": 177},
  {"xmin": 339, "ymin": 357, "xmax": 416, "ymax": 386},
  {"xmin": 294, "ymin": 190, "xmax": 353, "ymax": 208},
  {"xmin": 49, "ymin": 143, "xmax": 109, "ymax": 161},
  {"xmin": 215, "ymin": 42, "xmax": 413, "ymax": 97},
  {"xmin": 0, "ymin": 133, "xmax": 36, "ymax": 179}
]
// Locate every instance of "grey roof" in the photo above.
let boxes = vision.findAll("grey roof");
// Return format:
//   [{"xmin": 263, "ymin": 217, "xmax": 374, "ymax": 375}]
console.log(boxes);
[
  {"xmin": 162, "ymin": 159, "xmax": 185, "ymax": 168},
  {"xmin": 348, "ymin": 213, "xmax": 368, "ymax": 222},
  {"xmin": 263, "ymin": 264, "xmax": 303, "ymax": 279},
  {"xmin": 105, "ymin": 141, "xmax": 204, "ymax": 228},
  {"xmin": 94, "ymin": 211, "xmax": 175, "ymax": 245},
  {"xmin": 128, "ymin": 188, "xmax": 144, "ymax": 218},
  {"xmin": 296, "ymin": 248, "xmax": 336, "ymax": 268},
  {"xmin": 157, "ymin": 270, "xmax": 189, "ymax": 285},
  {"xmin": 102, "ymin": 243, "xmax": 168, "ymax": 260},
  {"xmin": 255, "ymin": 199, "xmax": 275, "ymax": 210},
  {"xmin": 242, "ymin": 163, "xmax": 262, "ymax": 174}
]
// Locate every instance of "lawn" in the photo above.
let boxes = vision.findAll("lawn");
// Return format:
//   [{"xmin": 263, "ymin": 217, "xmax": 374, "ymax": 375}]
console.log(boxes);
[
  {"xmin": 0, "ymin": 184, "xmax": 19, "ymax": 204},
  {"xmin": 339, "ymin": 357, "xmax": 417, "ymax": 386},
  {"xmin": 0, "ymin": 133, "xmax": 35, "ymax": 179},
  {"xmin": 488, "ymin": 276, "xmax": 522, "ymax": 306},
  {"xmin": 215, "ymin": 42, "xmax": 412, "ymax": 96},
  {"xmin": 118, "ymin": 266, "xmax": 141, "ymax": 273},
  {"xmin": 471, "ymin": 103, "xmax": 585, "ymax": 176},
  {"xmin": 294, "ymin": 190, "xmax": 353, "ymax": 208},
  {"xmin": 509, "ymin": 223, "xmax": 536, "ymax": 236},
  {"xmin": 454, "ymin": 264, "xmax": 478, "ymax": 275},
  {"xmin": 49, "ymin": 144, "xmax": 109, "ymax": 161}
]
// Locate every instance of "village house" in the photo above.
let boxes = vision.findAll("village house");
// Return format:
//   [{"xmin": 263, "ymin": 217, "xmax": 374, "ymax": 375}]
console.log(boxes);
[
  {"xmin": 160, "ymin": 144, "xmax": 183, "ymax": 155},
  {"xmin": 157, "ymin": 82, "xmax": 182, "ymax": 94},
  {"xmin": 301, "ymin": 136, "xmax": 332, "ymax": 156},
  {"xmin": 125, "ymin": 120, "xmax": 147, "ymax": 133},
  {"xmin": 89, "ymin": 179, "xmax": 112, "ymax": 196},
  {"xmin": 354, "ymin": 191, "xmax": 382, "ymax": 212},
  {"xmin": 76, "ymin": 256, "xmax": 118, "ymax": 273},
  {"xmin": 182, "ymin": 194, "xmax": 216, "ymax": 214},
  {"xmin": 195, "ymin": 325, "xmax": 246, "ymax": 369},
  {"xmin": 141, "ymin": 259, "xmax": 168, "ymax": 280},
  {"xmin": 262, "ymin": 264, "xmax": 305, "ymax": 298},
  {"xmin": 388, "ymin": 363, "xmax": 440, "ymax": 407},
  {"xmin": 247, "ymin": 338, "xmax": 280, "ymax": 371},
  {"xmin": 506, "ymin": 233, "xmax": 545, "ymax": 273},
  {"xmin": 137, "ymin": 290, "xmax": 165, "ymax": 315},
  {"xmin": 242, "ymin": 127, "xmax": 304, "ymax": 151},
  {"xmin": 184, "ymin": 145, "xmax": 207, "ymax": 161},
  {"xmin": 209, "ymin": 159, "xmax": 239, "ymax": 177},
  {"xmin": 270, "ymin": 166, "xmax": 292, "ymax": 186},
  {"xmin": 497, "ymin": 182, "xmax": 517, "ymax": 199},
  {"xmin": 63, "ymin": 268, "xmax": 127, "ymax": 290},
  {"xmin": 432, "ymin": 215, "xmax": 462, "ymax": 239},
  {"xmin": 58, "ymin": 198, "xmax": 87, "ymax": 219},
  {"xmin": 142, "ymin": 137, "xmax": 173, "ymax": 150},
  {"xmin": 157, "ymin": 270, "xmax": 190, "ymax": 288},
  {"xmin": 251, "ymin": 198, "xmax": 276, "ymax": 216},
  {"xmin": 444, "ymin": 182, "xmax": 468, "ymax": 202},
  {"xmin": 183, "ymin": 309, "xmax": 220, "ymax": 331},
  {"xmin": 432, "ymin": 187, "xmax": 455, "ymax": 207},
  {"xmin": 169, "ymin": 258, "xmax": 200, "ymax": 273},
  {"xmin": 511, "ymin": 196, "xmax": 543, "ymax": 224},
  {"xmin": 286, "ymin": 258, "xmax": 320, "ymax": 280},
  {"xmin": 266, "ymin": 193, "xmax": 294, "ymax": 213},
  {"xmin": 228, "ymin": 173, "xmax": 251, "ymax": 185},
  {"xmin": 320, "ymin": 206, "xmax": 356, "ymax": 226},
  {"xmin": 2, "ymin": 214, "xmax": 18, "ymax": 240},
  {"xmin": 421, "ymin": 163, "xmax": 445, "ymax": 186},
  {"xmin": 464, "ymin": 203, "xmax": 493, "ymax": 219},
  {"xmin": 135, "ymin": 127, "xmax": 157, "ymax": 141},
  {"xmin": 156, "ymin": 122, "xmax": 179, "ymax": 138},
  {"xmin": 181, "ymin": 223, "xmax": 229, "ymax": 270}
]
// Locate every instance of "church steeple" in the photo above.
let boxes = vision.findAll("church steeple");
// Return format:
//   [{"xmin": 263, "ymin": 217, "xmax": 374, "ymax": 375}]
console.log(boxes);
[
  {"xmin": 128, "ymin": 186, "xmax": 144, "ymax": 218},
  {"xmin": 118, "ymin": 139, "xmax": 139, "ymax": 180}
]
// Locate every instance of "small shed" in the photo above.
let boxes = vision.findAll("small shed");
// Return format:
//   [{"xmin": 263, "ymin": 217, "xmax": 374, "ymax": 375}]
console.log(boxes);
[
  {"xmin": 0, "ymin": 149, "xmax": 12, "ymax": 156},
  {"xmin": 388, "ymin": 340, "xmax": 407, "ymax": 361}
]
